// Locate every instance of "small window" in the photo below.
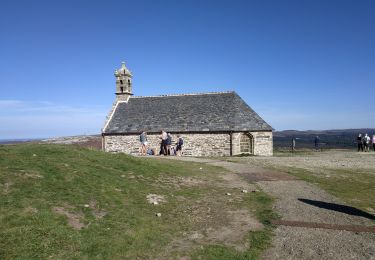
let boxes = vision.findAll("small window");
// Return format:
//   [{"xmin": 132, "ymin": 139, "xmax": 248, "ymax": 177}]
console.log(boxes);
[
  {"xmin": 120, "ymin": 80, "xmax": 123, "ymax": 84},
  {"xmin": 120, "ymin": 87, "xmax": 123, "ymax": 93}
]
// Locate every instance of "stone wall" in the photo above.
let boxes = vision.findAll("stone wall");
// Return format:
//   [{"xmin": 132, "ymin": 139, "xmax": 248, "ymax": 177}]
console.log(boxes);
[
  {"xmin": 104, "ymin": 131, "xmax": 272, "ymax": 156},
  {"xmin": 252, "ymin": 131, "xmax": 273, "ymax": 156},
  {"xmin": 231, "ymin": 131, "xmax": 273, "ymax": 156},
  {"xmin": 104, "ymin": 133, "xmax": 230, "ymax": 156}
]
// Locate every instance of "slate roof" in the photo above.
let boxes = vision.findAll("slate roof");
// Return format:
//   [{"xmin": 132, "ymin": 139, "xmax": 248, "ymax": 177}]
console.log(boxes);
[{"xmin": 103, "ymin": 91, "xmax": 272, "ymax": 134}]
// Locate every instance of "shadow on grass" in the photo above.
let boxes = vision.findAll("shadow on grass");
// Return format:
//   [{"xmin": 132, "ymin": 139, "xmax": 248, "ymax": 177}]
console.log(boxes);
[{"xmin": 298, "ymin": 198, "xmax": 375, "ymax": 220}]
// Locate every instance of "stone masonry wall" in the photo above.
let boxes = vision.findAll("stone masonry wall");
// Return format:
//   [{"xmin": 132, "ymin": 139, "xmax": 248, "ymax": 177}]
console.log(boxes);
[
  {"xmin": 104, "ymin": 133, "xmax": 231, "ymax": 156},
  {"xmin": 252, "ymin": 131, "xmax": 273, "ymax": 156},
  {"xmin": 232, "ymin": 131, "xmax": 273, "ymax": 156},
  {"xmin": 104, "ymin": 131, "xmax": 272, "ymax": 156}
]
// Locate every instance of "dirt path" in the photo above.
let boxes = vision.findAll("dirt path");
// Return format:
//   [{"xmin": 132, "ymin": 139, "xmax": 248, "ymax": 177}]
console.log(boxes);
[
  {"xmin": 152, "ymin": 156, "xmax": 264, "ymax": 257},
  {"xmin": 169, "ymin": 156, "xmax": 375, "ymax": 260}
]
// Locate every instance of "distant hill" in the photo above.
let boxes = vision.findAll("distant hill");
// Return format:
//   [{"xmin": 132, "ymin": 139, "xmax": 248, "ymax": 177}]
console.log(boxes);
[
  {"xmin": 0, "ymin": 135, "xmax": 102, "ymax": 150},
  {"xmin": 274, "ymin": 128, "xmax": 374, "ymax": 149},
  {"xmin": 2, "ymin": 128, "xmax": 374, "ymax": 150},
  {"xmin": 0, "ymin": 138, "xmax": 42, "ymax": 144}
]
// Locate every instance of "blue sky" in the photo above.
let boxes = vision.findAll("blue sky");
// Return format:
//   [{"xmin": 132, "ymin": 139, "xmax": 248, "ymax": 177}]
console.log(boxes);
[{"xmin": 0, "ymin": 0, "xmax": 374, "ymax": 139}]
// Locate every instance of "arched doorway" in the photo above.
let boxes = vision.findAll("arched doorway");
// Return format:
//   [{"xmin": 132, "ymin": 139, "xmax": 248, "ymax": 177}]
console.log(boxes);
[{"xmin": 240, "ymin": 133, "xmax": 253, "ymax": 154}]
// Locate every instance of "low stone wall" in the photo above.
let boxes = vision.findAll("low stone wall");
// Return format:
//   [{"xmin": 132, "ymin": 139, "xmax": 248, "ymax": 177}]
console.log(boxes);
[{"xmin": 103, "ymin": 131, "xmax": 273, "ymax": 156}]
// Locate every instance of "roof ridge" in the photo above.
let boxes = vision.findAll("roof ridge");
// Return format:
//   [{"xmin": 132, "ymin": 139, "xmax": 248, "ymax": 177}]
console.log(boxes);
[{"xmin": 131, "ymin": 91, "xmax": 235, "ymax": 98}]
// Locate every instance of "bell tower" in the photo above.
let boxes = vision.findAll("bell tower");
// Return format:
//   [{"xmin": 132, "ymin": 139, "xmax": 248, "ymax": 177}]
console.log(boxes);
[{"xmin": 114, "ymin": 61, "xmax": 133, "ymax": 101}]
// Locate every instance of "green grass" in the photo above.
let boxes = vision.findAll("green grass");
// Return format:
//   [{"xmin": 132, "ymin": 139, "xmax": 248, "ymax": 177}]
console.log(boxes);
[{"xmin": 0, "ymin": 144, "xmax": 276, "ymax": 259}]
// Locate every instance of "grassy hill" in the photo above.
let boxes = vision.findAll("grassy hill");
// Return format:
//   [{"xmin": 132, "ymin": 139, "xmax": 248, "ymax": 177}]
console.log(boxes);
[{"xmin": 0, "ymin": 144, "xmax": 275, "ymax": 259}]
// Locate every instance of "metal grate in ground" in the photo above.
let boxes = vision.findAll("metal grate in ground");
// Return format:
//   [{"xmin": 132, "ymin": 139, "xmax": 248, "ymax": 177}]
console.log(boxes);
[{"xmin": 272, "ymin": 219, "xmax": 375, "ymax": 233}]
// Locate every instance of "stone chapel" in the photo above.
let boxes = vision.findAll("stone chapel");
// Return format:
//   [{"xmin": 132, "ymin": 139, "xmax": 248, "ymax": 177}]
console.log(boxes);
[{"xmin": 102, "ymin": 62, "xmax": 273, "ymax": 156}]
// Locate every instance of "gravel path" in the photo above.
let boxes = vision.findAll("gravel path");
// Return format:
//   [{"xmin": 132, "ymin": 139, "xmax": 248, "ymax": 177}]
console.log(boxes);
[
  {"xmin": 258, "ymin": 180, "xmax": 371, "ymax": 226},
  {"xmin": 169, "ymin": 156, "xmax": 375, "ymax": 259},
  {"xmin": 262, "ymin": 226, "xmax": 375, "ymax": 260},
  {"xmin": 260, "ymin": 180, "xmax": 375, "ymax": 260},
  {"xmin": 230, "ymin": 151, "xmax": 375, "ymax": 176}
]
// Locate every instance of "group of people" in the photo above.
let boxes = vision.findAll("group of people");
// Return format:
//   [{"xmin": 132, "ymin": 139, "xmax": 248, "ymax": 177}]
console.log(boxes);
[
  {"xmin": 139, "ymin": 130, "xmax": 184, "ymax": 156},
  {"xmin": 357, "ymin": 133, "xmax": 375, "ymax": 152},
  {"xmin": 291, "ymin": 135, "xmax": 321, "ymax": 151}
]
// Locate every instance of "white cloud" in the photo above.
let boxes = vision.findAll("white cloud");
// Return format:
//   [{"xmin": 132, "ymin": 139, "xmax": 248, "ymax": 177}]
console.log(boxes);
[
  {"xmin": 0, "ymin": 100, "xmax": 24, "ymax": 106},
  {"xmin": 0, "ymin": 100, "xmax": 107, "ymax": 139}
]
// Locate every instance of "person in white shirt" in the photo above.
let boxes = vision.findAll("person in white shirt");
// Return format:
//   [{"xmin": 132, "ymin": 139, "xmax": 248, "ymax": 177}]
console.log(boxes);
[
  {"xmin": 160, "ymin": 130, "xmax": 168, "ymax": 155},
  {"xmin": 363, "ymin": 133, "xmax": 370, "ymax": 152}
]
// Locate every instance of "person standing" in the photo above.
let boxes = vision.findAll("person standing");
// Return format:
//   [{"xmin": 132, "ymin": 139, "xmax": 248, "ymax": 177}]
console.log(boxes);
[
  {"xmin": 139, "ymin": 131, "xmax": 148, "ymax": 155},
  {"xmin": 357, "ymin": 134, "xmax": 363, "ymax": 152},
  {"xmin": 363, "ymin": 133, "xmax": 370, "ymax": 152},
  {"xmin": 291, "ymin": 138, "xmax": 296, "ymax": 152},
  {"xmin": 372, "ymin": 135, "xmax": 375, "ymax": 152},
  {"xmin": 314, "ymin": 136, "xmax": 320, "ymax": 151},
  {"xmin": 176, "ymin": 135, "xmax": 184, "ymax": 156},
  {"xmin": 160, "ymin": 130, "xmax": 168, "ymax": 156},
  {"xmin": 166, "ymin": 133, "xmax": 172, "ymax": 155}
]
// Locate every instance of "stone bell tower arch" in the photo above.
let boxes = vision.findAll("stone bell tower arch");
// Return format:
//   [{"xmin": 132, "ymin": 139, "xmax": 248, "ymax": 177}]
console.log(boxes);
[{"xmin": 114, "ymin": 61, "xmax": 133, "ymax": 101}]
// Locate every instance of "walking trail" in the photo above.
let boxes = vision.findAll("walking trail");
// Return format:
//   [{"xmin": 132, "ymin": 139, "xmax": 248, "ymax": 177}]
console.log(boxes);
[{"xmin": 168, "ymin": 156, "xmax": 375, "ymax": 260}]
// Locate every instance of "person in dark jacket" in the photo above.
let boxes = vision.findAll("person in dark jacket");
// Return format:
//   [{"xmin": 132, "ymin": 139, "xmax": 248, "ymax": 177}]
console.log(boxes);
[
  {"xmin": 314, "ymin": 136, "xmax": 320, "ymax": 151},
  {"xmin": 176, "ymin": 135, "xmax": 184, "ymax": 156},
  {"xmin": 357, "ymin": 133, "xmax": 363, "ymax": 152}
]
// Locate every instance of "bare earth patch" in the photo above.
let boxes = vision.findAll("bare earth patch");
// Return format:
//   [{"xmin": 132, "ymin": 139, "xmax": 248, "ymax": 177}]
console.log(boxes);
[
  {"xmin": 149, "ymin": 158, "xmax": 265, "ymax": 257},
  {"xmin": 2, "ymin": 182, "xmax": 12, "ymax": 194},
  {"xmin": 52, "ymin": 205, "xmax": 87, "ymax": 230},
  {"xmin": 24, "ymin": 206, "xmax": 38, "ymax": 214},
  {"xmin": 17, "ymin": 170, "xmax": 43, "ymax": 179},
  {"xmin": 146, "ymin": 194, "xmax": 166, "ymax": 204},
  {"xmin": 205, "ymin": 209, "xmax": 264, "ymax": 251},
  {"xmin": 154, "ymin": 176, "xmax": 205, "ymax": 189},
  {"xmin": 88, "ymin": 199, "xmax": 107, "ymax": 219},
  {"xmin": 164, "ymin": 208, "xmax": 263, "ymax": 256}
]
